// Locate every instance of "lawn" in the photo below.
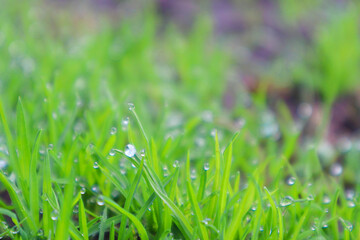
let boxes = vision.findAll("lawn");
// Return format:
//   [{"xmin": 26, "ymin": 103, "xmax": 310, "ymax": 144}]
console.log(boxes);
[{"xmin": 0, "ymin": 0, "xmax": 360, "ymax": 239}]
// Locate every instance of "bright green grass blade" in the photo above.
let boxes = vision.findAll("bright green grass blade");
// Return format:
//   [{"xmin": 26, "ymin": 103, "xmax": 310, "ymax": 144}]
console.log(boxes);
[
  {"xmin": 69, "ymin": 222, "xmax": 86, "ymax": 240},
  {"xmin": 0, "ymin": 99, "xmax": 17, "ymax": 168},
  {"xmin": 110, "ymin": 221, "xmax": 115, "ymax": 240},
  {"xmin": 42, "ymin": 150, "xmax": 53, "ymax": 237},
  {"xmin": 163, "ymin": 167, "xmax": 179, "ymax": 233},
  {"xmin": 217, "ymin": 142, "xmax": 232, "ymax": 228},
  {"xmin": 79, "ymin": 198, "xmax": 89, "ymax": 240},
  {"xmin": 277, "ymin": 206, "xmax": 284, "ymax": 240},
  {"xmin": 290, "ymin": 206, "xmax": 310, "ymax": 240},
  {"xmin": 99, "ymin": 207, "xmax": 107, "ymax": 240},
  {"xmin": 208, "ymin": 131, "xmax": 220, "ymax": 219},
  {"xmin": 55, "ymin": 175, "xmax": 75, "ymax": 240},
  {"xmin": 16, "ymin": 98, "xmax": 31, "ymax": 195},
  {"xmin": 29, "ymin": 130, "xmax": 42, "ymax": 228},
  {"xmin": 104, "ymin": 196, "xmax": 149, "ymax": 240},
  {"xmin": 186, "ymin": 151, "xmax": 209, "ymax": 240},
  {"xmin": 119, "ymin": 157, "xmax": 144, "ymax": 240},
  {"xmin": 132, "ymin": 155, "xmax": 193, "ymax": 239},
  {"xmin": 0, "ymin": 171, "xmax": 35, "ymax": 233}
]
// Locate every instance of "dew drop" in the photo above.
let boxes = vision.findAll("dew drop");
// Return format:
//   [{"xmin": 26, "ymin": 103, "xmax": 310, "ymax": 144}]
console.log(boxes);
[
  {"xmin": 73, "ymin": 204, "xmax": 79, "ymax": 214},
  {"xmin": 347, "ymin": 201, "xmax": 356, "ymax": 208},
  {"xmin": 307, "ymin": 194, "xmax": 314, "ymax": 201},
  {"xmin": 48, "ymin": 143, "xmax": 54, "ymax": 150},
  {"xmin": 210, "ymin": 129, "xmax": 217, "ymax": 137},
  {"xmin": 93, "ymin": 162, "xmax": 99, "ymax": 169},
  {"xmin": 37, "ymin": 229, "xmax": 44, "ymax": 237},
  {"xmin": 330, "ymin": 163, "xmax": 343, "ymax": 176},
  {"xmin": 10, "ymin": 226, "xmax": 19, "ymax": 235},
  {"xmin": 125, "ymin": 144, "xmax": 136, "ymax": 157},
  {"xmin": 201, "ymin": 218, "xmax": 211, "ymax": 225},
  {"xmin": 128, "ymin": 103, "xmax": 135, "ymax": 111},
  {"xmin": 80, "ymin": 187, "xmax": 86, "ymax": 195},
  {"xmin": 140, "ymin": 149, "xmax": 145, "ymax": 157},
  {"xmin": 96, "ymin": 196, "xmax": 105, "ymax": 206},
  {"xmin": 204, "ymin": 162, "xmax": 210, "ymax": 171},
  {"xmin": 280, "ymin": 196, "xmax": 294, "ymax": 207},
  {"xmin": 51, "ymin": 210, "xmax": 58, "ymax": 221},
  {"xmin": 345, "ymin": 189, "xmax": 355, "ymax": 200},
  {"xmin": 190, "ymin": 169, "xmax": 197, "ymax": 180},
  {"xmin": 343, "ymin": 220, "xmax": 353, "ymax": 231},
  {"xmin": 91, "ymin": 185, "xmax": 99, "ymax": 193},
  {"xmin": 121, "ymin": 117, "xmax": 129, "ymax": 130},
  {"xmin": 322, "ymin": 224, "xmax": 328, "ymax": 229},
  {"xmin": 109, "ymin": 149, "xmax": 115, "ymax": 156},
  {"xmin": 322, "ymin": 195, "xmax": 331, "ymax": 204},
  {"xmin": 0, "ymin": 159, "xmax": 7, "ymax": 169},
  {"xmin": 286, "ymin": 176, "xmax": 296, "ymax": 186},
  {"xmin": 163, "ymin": 165, "xmax": 169, "ymax": 177},
  {"xmin": 173, "ymin": 160, "xmax": 180, "ymax": 168},
  {"xmin": 110, "ymin": 127, "xmax": 117, "ymax": 135}
]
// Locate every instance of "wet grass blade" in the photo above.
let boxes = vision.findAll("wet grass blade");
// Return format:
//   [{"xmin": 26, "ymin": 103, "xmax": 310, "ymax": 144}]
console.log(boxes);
[
  {"xmin": 186, "ymin": 151, "xmax": 209, "ymax": 240},
  {"xmin": 29, "ymin": 130, "xmax": 42, "ymax": 228},
  {"xmin": 79, "ymin": 198, "xmax": 89, "ymax": 240},
  {"xmin": 103, "ymin": 196, "xmax": 149, "ymax": 240}
]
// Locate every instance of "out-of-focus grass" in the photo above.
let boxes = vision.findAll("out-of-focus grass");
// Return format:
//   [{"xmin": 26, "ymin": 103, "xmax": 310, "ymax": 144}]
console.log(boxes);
[{"xmin": 0, "ymin": 1, "xmax": 360, "ymax": 239}]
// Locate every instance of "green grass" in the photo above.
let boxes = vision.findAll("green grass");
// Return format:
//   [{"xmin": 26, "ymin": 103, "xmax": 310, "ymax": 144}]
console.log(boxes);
[{"xmin": 0, "ymin": 1, "xmax": 360, "ymax": 239}]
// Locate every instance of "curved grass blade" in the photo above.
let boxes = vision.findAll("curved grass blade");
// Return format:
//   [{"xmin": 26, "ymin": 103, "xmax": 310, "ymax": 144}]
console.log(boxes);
[{"xmin": 103, "ymin": 196, "xmax": 149, "ymax": 240}]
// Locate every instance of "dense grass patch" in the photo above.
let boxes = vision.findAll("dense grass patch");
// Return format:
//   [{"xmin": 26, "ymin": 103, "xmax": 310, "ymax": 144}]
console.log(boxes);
[{"xmin": 0, "ymin": 1, "xmax": 360, "ymax": 239}]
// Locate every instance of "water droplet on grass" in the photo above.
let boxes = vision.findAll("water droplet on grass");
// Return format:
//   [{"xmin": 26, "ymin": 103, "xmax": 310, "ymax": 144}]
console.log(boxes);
[
  {"xmin": 322, "ymin": 195, "xmax": 331, "ymax": 204},
  {"xmin": 307, "ymin": 194, "xmax": 314, "ymax": 201},
  {"xmin": 190, "ymin": 169, "xmax": 197, "ymax": 180},
  {"xmin": 109, "ymin": 149, "xmax": 115, "ymax": 156},
  {"xmin": 73, "ymin": 205, "xmax": 79, "ymax": 214},
  {"xmin": 345, "ymin": 189, "xmax": 355, "ymax": 200},
  {"xmin": 128, "ymin": 103, "xmax": 135, "ymax": 111},
  {"xmin": 173, "ymin": 160, "xmax": 179, "ymax": 168},
  {"xmin": 122, "ymin": 117, "xmax": 129, "ymax": 130},
  {"xmin": 330, "ymin": 163, "xmax": 343, "ymax": 176},
  {"xmin": 125, "ymin": 144, "xmax": 136, "ymax": 157},
  {"xmin": 322, "ymin": 224, "xmax": 328, "ymax": 229},
  {"xmin": 201, "ymin": 218, "xmax": 211, "ymax": 225},
  {"xmin": 286, "ymin": 177, "xmax": 296, "ymax": 186},
  {"xmin": 80, "ymin": 187, "xmax": 86, "ymax": 195},
  {"xmin": 51, "ymin": 210, "xmax": 58, "ymax": 221},
  {"xmin": 91, "ymin": 185, "xmax": 99, "ymax": 193},
  {"xmin": 210, "ymin": 129, "xmax": 217, "ymax": 137},
  {"xmin": 140, "ymin": 149, "xmax": 145, "ymax": 157},
  {"xmin": 280, "ymin": 196, "xmax": 294, "ymax": 207},
  {"xmin": 0, "ymin": 159, "xmax": 7, "ymax": 169},
  {"xmin": 110, "ymin": 127, "xmax": 117, "ymax": 135},
  {"xmin": 37, "ymin": 229, "xmax": 44, "ymax": 237},
  {"xmin": 163, "ymin": 165, "xmax": 169, "ymax": 177},
  {"xmin": 10, "ymin": 226, "xmax": 19, "ymax": 234},
  {"xmin": 96, "ymin": 196, "xmax": 104, "ymax": 206},
  {"xmin": 93, "ymin": 162, "xmax": 99, "ymax": 169},
  {"xmin": 204, "ymin": 162, "xmax": 210, "ymax": 171},
  {"xmin": 343, "ymin": 220, "xmax": 353, "ymax": 231},
  {"xmin": 347, "ymin": 201, "xmax": 356, "ymax": 208}
]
